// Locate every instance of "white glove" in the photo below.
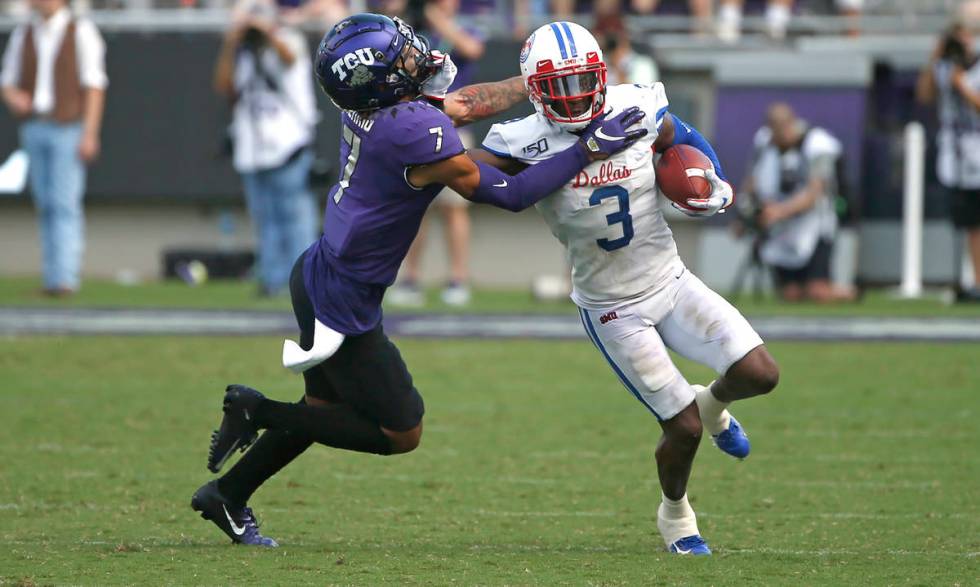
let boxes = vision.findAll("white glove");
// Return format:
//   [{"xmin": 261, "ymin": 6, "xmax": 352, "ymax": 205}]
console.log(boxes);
[
  {"xmin": 420, "ymin": 51, "xmax": 457, "ymax": 102},
  {"xmin": 670, "ymin": 168, "xmax": 734, "ymax": 217}
]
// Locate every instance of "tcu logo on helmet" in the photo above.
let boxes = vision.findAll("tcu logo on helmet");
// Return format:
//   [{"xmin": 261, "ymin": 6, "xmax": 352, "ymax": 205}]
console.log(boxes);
[{"xmin": 331, "ymin": 48, "xmax": 381, "ymax": 82}]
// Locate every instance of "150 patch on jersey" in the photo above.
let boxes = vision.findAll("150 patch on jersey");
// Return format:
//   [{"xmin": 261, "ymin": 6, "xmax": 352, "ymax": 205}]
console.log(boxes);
[{"xmin": 523, "ymin": 137, "xmax": 549, "ymax": 157}]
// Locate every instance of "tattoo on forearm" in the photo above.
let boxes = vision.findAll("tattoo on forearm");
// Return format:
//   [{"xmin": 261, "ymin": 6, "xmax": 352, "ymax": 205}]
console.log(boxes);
[{"xmin": 448, "ymin": 76, "xmax": 528, "ymax": 125}]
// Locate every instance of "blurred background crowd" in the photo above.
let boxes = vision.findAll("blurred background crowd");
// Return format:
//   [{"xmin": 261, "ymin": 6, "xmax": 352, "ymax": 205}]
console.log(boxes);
[{"xmin": 0, "ymin": 0, "xmax": 978, "ymax": 305}]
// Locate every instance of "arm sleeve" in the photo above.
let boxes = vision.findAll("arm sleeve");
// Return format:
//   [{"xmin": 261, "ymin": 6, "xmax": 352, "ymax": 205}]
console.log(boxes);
[
  {"xmin": 669, "ymin": 113, "xmax": 728, "ymax": 182},
  {"xmin": 469, "ymin": 142, "xmax": 589, "ymax": 212},
  {"xmin": 0, "ymin": 26, "xmax": 25, "ymax": 88},
  {"xmin": 76, "ymin": 20, "xmax": 108, "ymax": 90}
]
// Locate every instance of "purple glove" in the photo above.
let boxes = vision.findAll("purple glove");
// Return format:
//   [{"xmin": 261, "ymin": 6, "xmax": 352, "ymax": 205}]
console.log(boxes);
[{"xmin": 579, "ymin": 106, "xmax": 648, "ymax": 161}]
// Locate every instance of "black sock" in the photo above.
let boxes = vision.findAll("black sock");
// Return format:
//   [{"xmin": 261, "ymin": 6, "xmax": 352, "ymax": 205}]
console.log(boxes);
[
  {"xmin": 218, "ymin": 428, "xmax": 312, "ymax": 507},
  {"xmin": 255, "ymin": 399, "xmax": 393, "ymax": 456}
]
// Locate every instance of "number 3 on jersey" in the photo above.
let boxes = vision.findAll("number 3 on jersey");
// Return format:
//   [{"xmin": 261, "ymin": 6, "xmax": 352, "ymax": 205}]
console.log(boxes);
[{"xmin": 589, "ymin": 186, "xmax": 634, "ymax": 251}]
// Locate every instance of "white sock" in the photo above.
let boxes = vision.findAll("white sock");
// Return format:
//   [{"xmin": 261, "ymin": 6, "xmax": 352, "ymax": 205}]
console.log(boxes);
[
  {"xmin": 657, "ymin": 493, "xmax": 700, "ymax": 547},
  {"xmin": 695, "ymin": 381, "xmax": 731, "ymax": 436},
  {"xmin": 766, "ymin": 3, "xmax": 790, "ymax": 39}
]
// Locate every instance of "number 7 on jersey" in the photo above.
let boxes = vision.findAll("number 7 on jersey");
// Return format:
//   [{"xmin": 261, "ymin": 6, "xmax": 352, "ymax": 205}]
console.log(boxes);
[{"xmin": 429, "ymin": 127, "xmax": 443, "ymax": 153}]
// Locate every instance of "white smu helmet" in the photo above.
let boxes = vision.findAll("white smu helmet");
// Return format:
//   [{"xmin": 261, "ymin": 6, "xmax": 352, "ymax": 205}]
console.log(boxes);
[{"xmin": 519, "ymin": 21, "xmax": 607, "ymax": 130}]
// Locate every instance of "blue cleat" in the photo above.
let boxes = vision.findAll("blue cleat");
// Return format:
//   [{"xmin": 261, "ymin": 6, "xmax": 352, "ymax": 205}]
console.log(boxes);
[
  {"xmin": 712, "ymin": 414, "xmax": 750, "ymax": 459},
  {"xmin": 668, "ymin": 535, "xmax": 712, "ymax": 556},
  {"xmin": 191, "ymin": 480, "xmax": 278, "ymax": 547}
]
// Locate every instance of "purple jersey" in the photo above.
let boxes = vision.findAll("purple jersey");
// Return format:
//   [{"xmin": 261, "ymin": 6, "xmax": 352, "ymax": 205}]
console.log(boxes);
[{"xmin": 304, "ymin": 99, "xmax": 465, "ymax": 335}]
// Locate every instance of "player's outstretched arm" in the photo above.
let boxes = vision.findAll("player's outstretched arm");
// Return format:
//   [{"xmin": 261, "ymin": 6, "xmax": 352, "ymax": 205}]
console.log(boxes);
[
  {"xmin": 419, "ymin": 52, "xmax": 526, "ymax": 127},
  {"xmin": 442, "ymin": 76, "xmax": 529, "ymax": 127},
  {"xmin": 656, "ymin": 112, "xmax": 734, "ymax": 217},
  {"xmin": 407, "ymin": 107, "xmax": 648, "ymax": 212}
]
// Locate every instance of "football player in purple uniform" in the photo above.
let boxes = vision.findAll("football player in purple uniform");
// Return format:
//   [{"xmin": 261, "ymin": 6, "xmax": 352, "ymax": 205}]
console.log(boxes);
[{"xmin": 191, "ymin": 13, "xmax": 648, "ymax": 547}]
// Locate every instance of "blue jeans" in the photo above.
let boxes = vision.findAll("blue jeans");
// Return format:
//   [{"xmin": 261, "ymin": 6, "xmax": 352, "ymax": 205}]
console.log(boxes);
[
  {"xmin": 20, "ymin": 120, "xmax": 86, "ymax": 290},
  {"xmin": 242, "ymin": 149, "xmax": 318, "ymax": 294}
]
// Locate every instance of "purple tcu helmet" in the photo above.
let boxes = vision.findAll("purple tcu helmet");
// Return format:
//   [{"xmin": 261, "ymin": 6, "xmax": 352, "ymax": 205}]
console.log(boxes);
[{"xmin": 314, "ymin": 13, "xmax": 433, "ymax": 111}]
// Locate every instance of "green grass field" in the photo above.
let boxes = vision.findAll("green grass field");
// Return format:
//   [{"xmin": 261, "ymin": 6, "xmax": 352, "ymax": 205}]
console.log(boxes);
[{"xmin": 1, "ymin": 335, "xmax": 977, "ymax": 585}]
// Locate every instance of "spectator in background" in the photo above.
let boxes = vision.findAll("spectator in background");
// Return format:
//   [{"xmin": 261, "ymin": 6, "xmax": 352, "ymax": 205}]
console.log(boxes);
[
  {"xmin": 631, "ymin": 0, "xmax": 712, "ymax": 35},
  {"xmin": 917, "ymin": 21, "xmax": 980, "ymax": 302},
  {"xmin": 717, "ymin": 0, "xmax": 792, "ymax": 42},
  {"xmin": 215, "ymin": 0, "xmax": 318, "ymax": 296},
  {"xmin": 740, "ymin": 103, "xmax": 856, "ymax": 302},
  {"xmin": 278, "ymin": 0, "xmax": 348, "ymax": 27},
  {"xmin": 388, "ymin": 0, "xmax": 485, "ymax": 307},
  {"xmin": 1, "ymin": 0, "xmax": 107, "ymax": 297},
  {"xmin": 601, "ymin": 32, "xmax": 659, "ymax": 86},
  {"xmin": 836, "ymin": 0, "xmax": 863, "ymax": 36},
  {"xmin": 593, "ymin": 1, "xmax": 659, "ymax": 85}
]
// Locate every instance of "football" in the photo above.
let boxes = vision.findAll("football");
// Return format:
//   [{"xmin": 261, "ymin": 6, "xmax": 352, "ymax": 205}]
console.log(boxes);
[{"xmin": 655, "ymin": 144, "xmax": 714, "ymax": 210}]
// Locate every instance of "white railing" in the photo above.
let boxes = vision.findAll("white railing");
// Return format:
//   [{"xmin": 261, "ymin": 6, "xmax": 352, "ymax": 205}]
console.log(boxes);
[{"xmin": 900, "ymin": 121, "xmax": 926, "ymax": 299}]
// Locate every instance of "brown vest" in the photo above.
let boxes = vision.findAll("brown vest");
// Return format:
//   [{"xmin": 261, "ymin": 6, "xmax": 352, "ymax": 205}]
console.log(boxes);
[{"xmin": 17, "ymin": 19, "xmax": 84, "ymax": 122}]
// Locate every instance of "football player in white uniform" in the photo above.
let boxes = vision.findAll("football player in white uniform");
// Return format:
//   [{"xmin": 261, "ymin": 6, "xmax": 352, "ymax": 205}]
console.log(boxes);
[{"xmin": 473, "ymin": 22, "xmax": 780, "ymax": 555}]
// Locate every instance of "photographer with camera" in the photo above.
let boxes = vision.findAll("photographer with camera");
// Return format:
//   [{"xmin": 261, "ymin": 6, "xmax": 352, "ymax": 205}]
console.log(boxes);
[
  {"xmin": 214, "ymin": 0, "xmax": 318, "ymax": 297},
  {"xmin": 738, "ymin": 103, "xmax": 855, "ymax": 303},
  {"xmin": 917, "ymin": 21, "xmax": 980, "ymax": 303}
]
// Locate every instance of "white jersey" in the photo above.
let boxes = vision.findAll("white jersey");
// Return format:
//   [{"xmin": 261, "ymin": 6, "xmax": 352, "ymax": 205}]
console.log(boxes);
[{"xmin": 483, "ymin": 83, "xmax": 681, "ymax": 309}]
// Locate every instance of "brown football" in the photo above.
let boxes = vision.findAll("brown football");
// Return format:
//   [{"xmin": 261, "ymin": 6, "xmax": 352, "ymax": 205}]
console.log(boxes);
[{"xmin": 655, "ymin": 144, "xmax": 713, "ymax": 211}]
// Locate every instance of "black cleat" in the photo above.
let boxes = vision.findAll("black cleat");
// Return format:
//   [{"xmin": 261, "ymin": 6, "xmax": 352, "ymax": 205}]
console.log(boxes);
[
  {"xmin": 207, "ymin": 384, "xmax": 264, "ymax": 473},
  {"xmin": 191, "ymin": 480, "xmax": 278, "ymax": 547}
]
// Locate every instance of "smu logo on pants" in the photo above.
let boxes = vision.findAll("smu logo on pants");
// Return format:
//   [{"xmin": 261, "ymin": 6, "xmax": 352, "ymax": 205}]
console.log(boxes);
[
  {"xmin": 599, "ymin": 311, "xmax": 619, "ymax": 325},
  {"xmin": 331, "ymin": 48, "xmax": 379, "ymax": 82}
]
